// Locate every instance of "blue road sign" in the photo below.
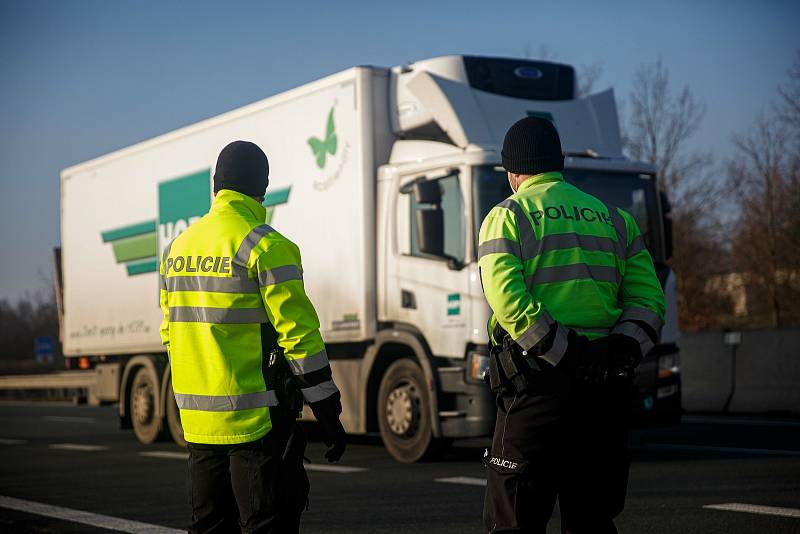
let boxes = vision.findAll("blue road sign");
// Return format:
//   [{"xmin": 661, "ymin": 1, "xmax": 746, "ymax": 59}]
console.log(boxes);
[{"xmin": 35, "ymin": 336, "xmax": 54, "ymax": 363}]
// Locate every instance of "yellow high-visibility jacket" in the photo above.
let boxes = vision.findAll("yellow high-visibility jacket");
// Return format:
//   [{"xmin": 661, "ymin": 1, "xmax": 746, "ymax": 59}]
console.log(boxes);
[
  {"xmin": 478, "ymin": 171, "xmax": 666, "ymax": 366},
  {"xmin": 159, "ymin": 189, "xmax": 337, "ymax": 445}
]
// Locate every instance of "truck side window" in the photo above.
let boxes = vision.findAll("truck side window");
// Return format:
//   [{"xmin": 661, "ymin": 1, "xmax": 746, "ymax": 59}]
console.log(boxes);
[{"xmin": 408, "ymin": 174, "xmax": 466, "ymax": 264}]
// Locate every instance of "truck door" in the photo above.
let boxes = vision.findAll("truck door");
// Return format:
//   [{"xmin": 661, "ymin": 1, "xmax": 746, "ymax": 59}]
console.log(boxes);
[{"xmin": 388, "ymin": 169, "xmax": 472, "ymax": 358}]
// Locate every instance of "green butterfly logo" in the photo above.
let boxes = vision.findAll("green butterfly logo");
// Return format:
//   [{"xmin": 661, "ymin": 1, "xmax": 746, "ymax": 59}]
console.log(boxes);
[{"xmin": 307, "ymin": 107, "xmax": 338, "ymax": 169}]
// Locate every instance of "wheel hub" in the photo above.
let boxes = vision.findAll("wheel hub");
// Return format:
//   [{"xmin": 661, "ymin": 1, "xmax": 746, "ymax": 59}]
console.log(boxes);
[
  {"xmin": 386, "ymin": 385, "xmax": 420, "ymax": 436},
  {"xmin": 132, "ymin": 383, "xmax": 154, "ymax": 425}
]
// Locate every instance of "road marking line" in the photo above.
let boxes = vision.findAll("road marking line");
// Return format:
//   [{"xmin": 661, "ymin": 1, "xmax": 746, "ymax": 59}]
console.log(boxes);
[
  {"xmin": 435, "ymin": 476, "xmax": 487, "ymax": 487},
  {"xmin": 0, "ymin": 438, "xmax": 27, "ymax": 445},
  {"xmin": 139, "ymin": 451, "xmax": 189, "ymax": 460},
  {"xmin": 0, "ymin": 495, "xmax": 183, "ymax": 533},
  {"xmin": 43, "ymin": 416, "xmax": 95, "ymax": 423},
  {"xmin": 639, "ymin": 443, "xmax": 800, "ymax": 456},
  {"xmin": 49, "ymin": 443, "xmax": 108, "ymax": 452},
  {"xmin": 305, "ymin": 463, "xmax": 367, "ymax": 473},
  {"xmin": 704, "ymin": 503, "xmax": 800, "ymax": 519}
]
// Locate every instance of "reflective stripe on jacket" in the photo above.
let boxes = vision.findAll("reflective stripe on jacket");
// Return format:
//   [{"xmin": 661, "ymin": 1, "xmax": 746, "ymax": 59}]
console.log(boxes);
[
  {"xmin": 477, "ymin": 171, "xmax": 666, "ymax": 365},
  {"xmin": 159, "ymin": 189, "xmax": 337, "ymax": 445}
]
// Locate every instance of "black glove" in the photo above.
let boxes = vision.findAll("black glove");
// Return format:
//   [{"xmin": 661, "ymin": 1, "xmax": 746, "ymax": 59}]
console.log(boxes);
[
  {"xmin": 573, "ymin": 336, "xmax": 611, "ymax": 384},
  {"xmin": 608, "ymin": 334, "xmax": 642, "ymax": 379},
  {"xmin": 321, "ymin": 417, "xmax": 346, "ymax": 463},
  {"xmin": 310, "ymin": 393, "xmax": 347, "ymax": 463},
  {"xmin": 555, "ymin": 329, "xmax": 585, "ymax": 373},
  {"xmin": 554, "ymin": 330, "xmax": 608, "ymax": 384}
]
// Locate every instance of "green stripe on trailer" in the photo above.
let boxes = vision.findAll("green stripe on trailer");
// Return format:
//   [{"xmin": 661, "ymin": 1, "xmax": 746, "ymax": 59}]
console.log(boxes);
[
  {"xmin": 101, "ymin": 220, "xmax": 157, "ymax": 243},
  {"xmin": 263, "ymin": 187, "xmax": 291, "ymax": 207},
  {"xmin": 126, "ymin": 258, "xmax": 158, "ymax": 276},
  {"xmin": 111, "ymin": 233, "xmax": 158, "ymax": 263}
]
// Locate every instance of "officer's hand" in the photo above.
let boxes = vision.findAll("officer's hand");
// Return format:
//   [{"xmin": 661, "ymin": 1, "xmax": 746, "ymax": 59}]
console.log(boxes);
[
  {"xmin": 321, "ymin": 417, "xmax": 346, "ymax": 462},
  {"xmin": 575, "ymin": 336, "xmax": 610, "ymax": 384},
  {"xmin": 555, "ymin": 331, "xmax": 578, "ymax": 372},
  {"xmin": 310, "ymin": 393, "xmax": 347, "ymax": 462},
  {"xmin": 324, "ymin": 431, "xmax": 347, "ymax": 463},
  {"xmin": 608, "ymin": 334, "xmax": 642, "ymax": 379}
]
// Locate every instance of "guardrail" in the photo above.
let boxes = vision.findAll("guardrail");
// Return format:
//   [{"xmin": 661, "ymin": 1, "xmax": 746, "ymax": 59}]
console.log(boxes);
[
  {"xmin": 0, "ymin": 371, "xmax": 96, "ymax": 403},
  {"xmin": 0, "ymin": 371, "xmax": 96, "ymax": 390}
]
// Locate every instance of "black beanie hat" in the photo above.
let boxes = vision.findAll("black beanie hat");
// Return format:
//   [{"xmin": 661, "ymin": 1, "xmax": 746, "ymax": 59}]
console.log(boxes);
[
  {"xmin": 501, "ymin": 116, "xmax": 564, "ymax": 175},
  {"xmin": 213, "ymin": 141, "xmax": 269, "ymax": 197}
]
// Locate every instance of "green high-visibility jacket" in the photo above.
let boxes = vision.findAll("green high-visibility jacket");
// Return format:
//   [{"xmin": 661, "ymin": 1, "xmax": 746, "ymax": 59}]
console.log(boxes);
[
  {"xmin": 159, "ymin": 189, "xmax": 338, "ymax": 445},
  {"xmin": 478, "ymin": 171, "xmax": 666, "ymax": 366}
]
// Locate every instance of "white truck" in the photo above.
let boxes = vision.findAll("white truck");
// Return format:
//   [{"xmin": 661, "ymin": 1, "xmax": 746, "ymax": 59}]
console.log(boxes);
[{"xmin": 58, "ymin": 55, "xmax": 681, "ymax": 462}]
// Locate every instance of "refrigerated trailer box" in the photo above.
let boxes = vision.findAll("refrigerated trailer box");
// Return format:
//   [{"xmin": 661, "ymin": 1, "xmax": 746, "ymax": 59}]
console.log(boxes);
[
  {"xmin": 60, "ymin": 55, "xmax": 682, "ymax": 462},
  {"xmin": 62, "ymin": 68, "xmax": 384, "ymax": 352}
]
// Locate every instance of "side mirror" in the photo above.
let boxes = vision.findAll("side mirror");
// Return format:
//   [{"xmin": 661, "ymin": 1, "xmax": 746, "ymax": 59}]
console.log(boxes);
[
  {"xmin": 407, "ymin": 174, "xmax": 464, "ymax": 270},
  {"xmin": 660, "ymin": 190, "xmax": 673, "ymax": 260},
  {"xmin": 413, "ymin": 180, "xmax": 442, "ymax": 205},
  {"xmin": 416, "ymin": 208, "xmax": 445, "ymax": 257}
]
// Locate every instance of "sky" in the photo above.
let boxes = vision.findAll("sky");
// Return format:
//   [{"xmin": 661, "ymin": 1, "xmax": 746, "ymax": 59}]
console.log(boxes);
[{"xmin": 0, "ymin": 0, "xmax": 798, "ymax": 303}]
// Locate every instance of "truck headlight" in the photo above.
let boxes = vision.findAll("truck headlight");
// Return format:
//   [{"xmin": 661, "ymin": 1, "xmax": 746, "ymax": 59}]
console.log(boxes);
[
  {"xmin": 468, "ymin": 351, "xmax": 490, "ymax": 383},
  {"xmin": 658, "ymin": 352, "xmax": 680, "ymax": 379}
]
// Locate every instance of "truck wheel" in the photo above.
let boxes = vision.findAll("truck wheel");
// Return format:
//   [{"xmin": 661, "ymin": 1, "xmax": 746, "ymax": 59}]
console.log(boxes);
[
  {"xmin": 130, "ymin": 367, "xmax": 164, "ymax": 444},
  {"xmin": 377, "ymin": 358, "xmax": 438, "ymax": 463},
  {"xmin": 165, "ymin": 381, "xmax": 187, "ymax": 448}
]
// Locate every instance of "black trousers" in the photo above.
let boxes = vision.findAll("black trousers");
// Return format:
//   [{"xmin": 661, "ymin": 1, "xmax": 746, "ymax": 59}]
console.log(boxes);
[
  {"xmin": 483, "ymin": 364, "xmax": 632, "ymax": 534},
  {"xmin": 187, "ymin": 417, "xmax": 309, "ymax": 534}
]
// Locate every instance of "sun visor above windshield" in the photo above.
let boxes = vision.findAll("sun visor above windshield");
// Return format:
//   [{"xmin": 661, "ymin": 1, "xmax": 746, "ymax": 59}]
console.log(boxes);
[{"xmin": 396, "ymin": 70, "xmax": 623, "ymax": 158}]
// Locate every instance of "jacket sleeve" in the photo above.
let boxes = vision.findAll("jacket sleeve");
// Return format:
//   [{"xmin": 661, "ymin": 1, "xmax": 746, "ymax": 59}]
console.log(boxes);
[
  {"xmin": 255, "ymin": 241, "xmax": 340, "ymax": 410},
  {"xmin": 612, "ymin": 209, "xmax": 666, "ymax": 356},
  {"xmin": 477, "ymin": 201, "xmax": 566, "ymax": 366},
  {"xmin": 158, "ymin": 252, "xmax": 170, "ymax": 348}
]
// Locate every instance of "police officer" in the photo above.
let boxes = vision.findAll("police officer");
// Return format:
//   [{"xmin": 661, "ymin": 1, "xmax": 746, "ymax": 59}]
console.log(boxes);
[
  {"xmin": 159, "ymin": 141, "xmax": 346, "ymax": 533},
  {"xmin": 479, "ymin": 117, "xmax": 665, "ymax": 533}
]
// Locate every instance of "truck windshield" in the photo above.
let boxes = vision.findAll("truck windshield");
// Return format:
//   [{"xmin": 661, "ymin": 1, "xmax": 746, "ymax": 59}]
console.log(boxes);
[{"xmin": 472, "ymin": 166, "xmax": 663, "ymax": 263}]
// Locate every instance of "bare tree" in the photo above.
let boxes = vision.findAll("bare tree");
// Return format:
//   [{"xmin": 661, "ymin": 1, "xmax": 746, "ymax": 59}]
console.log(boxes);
[
  {"xmin": 522, "ymin": 43, "xmax": 557, "ymax": 61},
  {"xmin": 576, "ymin": 60, "xmax": 604, "ymax": 98},
  {"xmin": 624, "ymin": 57, "xmax": 735, "ymax": 331},
  {"xmin": 777, "ymin": 50, "xmax": 800, "ymax": 138},
  {"xmin": 625, "ymin": 58, "xmax": 712, "ymax": 197},
  {"xmin": 536, "ymin": 45, "xmax": 556, "ymax": 61},
  {"xmin": 729, "ymin": 114, "xmax": 800, "ymax": 327}
]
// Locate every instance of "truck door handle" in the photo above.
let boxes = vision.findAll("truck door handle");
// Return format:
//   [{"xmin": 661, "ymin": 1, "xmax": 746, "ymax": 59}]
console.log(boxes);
[{"xmin": 401, "ymin": 290, "xmax": 417, "ymax": 309}]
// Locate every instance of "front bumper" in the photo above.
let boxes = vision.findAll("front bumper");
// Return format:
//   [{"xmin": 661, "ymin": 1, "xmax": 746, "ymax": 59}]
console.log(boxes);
[
  {"xmin": 434, "ymin": 347, "xmax": 496, "ymax": 438},
  {"xmin": 632, "ymin": 343, "xmax": 682, "ymax": 426}
]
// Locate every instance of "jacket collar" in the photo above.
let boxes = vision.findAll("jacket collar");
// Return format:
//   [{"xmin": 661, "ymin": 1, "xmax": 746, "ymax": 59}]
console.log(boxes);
[
  {"xmin": 211, "ymin": 189, "xmax": 266, "ymax": 222},
  {"xmin": 517, "ymin": 171, "xmax": 564, "ymax": 193}
]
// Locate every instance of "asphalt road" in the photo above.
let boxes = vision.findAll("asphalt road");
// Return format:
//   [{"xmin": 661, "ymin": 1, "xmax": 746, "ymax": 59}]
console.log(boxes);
[{"xmin": 0, "ymin": 403, "xmax": 798, "ymax": 533}]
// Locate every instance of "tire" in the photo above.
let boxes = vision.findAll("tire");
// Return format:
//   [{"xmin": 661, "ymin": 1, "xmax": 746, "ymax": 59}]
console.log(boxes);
[
  {"xmin": 377, "ymin": 358, "xmax": 439, "ymax": 463},
  {"xmin": 165, "ymin": 380, "xmax": 187, "ymax": 448},
  {"xmin": 130, "ymin": 367, "xmax": 165, "ymax": 444}
]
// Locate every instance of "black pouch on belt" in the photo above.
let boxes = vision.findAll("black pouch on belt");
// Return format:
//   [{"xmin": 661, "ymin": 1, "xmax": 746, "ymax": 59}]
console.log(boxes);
[
  {"xmin": 267, "ymin": 349, "xmax": 304, "ymax": 419},
  {"xmin": 489, "ymin": 324, "xmax": 538, "ymax": 394}
]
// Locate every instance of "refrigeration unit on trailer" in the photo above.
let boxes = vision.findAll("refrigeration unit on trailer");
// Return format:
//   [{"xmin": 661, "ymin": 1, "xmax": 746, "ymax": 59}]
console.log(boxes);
[{"xmin": 58, "ymin": 55, "xmax": 681, "ymax": 463}]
